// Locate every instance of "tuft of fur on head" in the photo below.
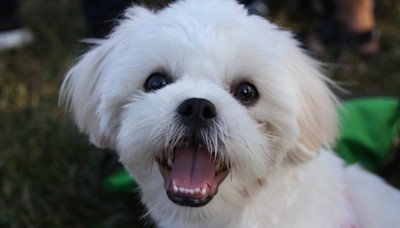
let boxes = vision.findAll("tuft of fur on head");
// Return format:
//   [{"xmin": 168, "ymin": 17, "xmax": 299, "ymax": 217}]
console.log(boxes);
[{"xmin": 59, "ymin": 0, "xmax": 338, "ymax": 227}]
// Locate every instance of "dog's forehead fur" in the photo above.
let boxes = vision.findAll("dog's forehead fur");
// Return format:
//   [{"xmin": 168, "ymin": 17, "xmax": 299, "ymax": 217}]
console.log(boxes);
[{"xmin": 111, "ymin": 0, "xmax": 287, "ymax": 88}]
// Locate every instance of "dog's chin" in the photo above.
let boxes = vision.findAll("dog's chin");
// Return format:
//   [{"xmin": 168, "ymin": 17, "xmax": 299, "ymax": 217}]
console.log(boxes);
[{"xmin": 157, "ymin": 144, "xmax": 229, "ymax": 207}]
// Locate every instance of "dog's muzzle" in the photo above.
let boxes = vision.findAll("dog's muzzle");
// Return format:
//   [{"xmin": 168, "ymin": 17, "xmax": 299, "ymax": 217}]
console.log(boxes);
[{"xmin": 157, "ymin": 98, "xmax": 230, "ymax": 207}]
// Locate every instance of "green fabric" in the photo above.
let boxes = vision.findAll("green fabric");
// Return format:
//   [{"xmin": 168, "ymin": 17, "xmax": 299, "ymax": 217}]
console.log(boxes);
[
  {"xmin": 335, "ymin": 97, "xmax": 400, "ymax": 171},
  {"xmin": 102, "ymin": 167, "xmax": 139, "ymax": 193}
]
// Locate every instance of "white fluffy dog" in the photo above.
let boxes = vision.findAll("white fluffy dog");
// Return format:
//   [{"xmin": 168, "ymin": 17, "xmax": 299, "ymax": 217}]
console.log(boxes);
[{"xmin": 59, "ymin": 0, "xmax": 400, "ymax": 227}]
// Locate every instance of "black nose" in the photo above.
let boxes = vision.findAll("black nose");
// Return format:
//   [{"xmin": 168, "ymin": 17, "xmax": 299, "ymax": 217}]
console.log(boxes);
[{"xmin": 177, "ymin": 98, "xmax": 217, "ymax": 127}]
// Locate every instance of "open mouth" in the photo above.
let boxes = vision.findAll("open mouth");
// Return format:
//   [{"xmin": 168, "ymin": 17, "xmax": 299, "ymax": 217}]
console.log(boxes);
[{"xmin": 156, "ymin": 145, "xmax": 229, "ymax": 207}]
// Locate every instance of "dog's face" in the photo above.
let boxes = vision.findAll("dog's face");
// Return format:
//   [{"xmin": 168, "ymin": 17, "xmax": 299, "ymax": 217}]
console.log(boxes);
[{"xmin": 60, "ymin": 0, "xmax": 338, "ymax": 226}]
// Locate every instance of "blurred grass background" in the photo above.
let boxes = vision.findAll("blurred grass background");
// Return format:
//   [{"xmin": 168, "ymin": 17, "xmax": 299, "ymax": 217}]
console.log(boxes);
[{"xmin": 0, "ymin": 0, "xmax": 399, "ymax": 227}]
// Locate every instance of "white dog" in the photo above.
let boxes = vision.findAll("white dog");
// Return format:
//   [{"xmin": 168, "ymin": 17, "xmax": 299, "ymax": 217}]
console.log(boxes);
[{"xmin": 59, "ymin": 0, "xmax": 400, "ymax": 227}]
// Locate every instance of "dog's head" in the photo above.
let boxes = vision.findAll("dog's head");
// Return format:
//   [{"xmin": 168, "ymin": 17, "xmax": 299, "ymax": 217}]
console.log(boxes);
[{"xmin": 60, "ymin": 0, "xmax": 338, "ymax": 226}]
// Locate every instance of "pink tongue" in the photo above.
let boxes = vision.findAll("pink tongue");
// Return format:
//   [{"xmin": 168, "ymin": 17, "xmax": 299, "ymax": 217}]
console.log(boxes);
[{"xmin": 170, "ymin": 146, "xmax": 215, "ymax": 189}]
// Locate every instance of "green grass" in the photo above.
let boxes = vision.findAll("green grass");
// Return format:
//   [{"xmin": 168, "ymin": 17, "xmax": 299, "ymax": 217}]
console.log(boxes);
[{"xmin": 0, "ymin": 0, "xmax": 399, "ymax": 227}]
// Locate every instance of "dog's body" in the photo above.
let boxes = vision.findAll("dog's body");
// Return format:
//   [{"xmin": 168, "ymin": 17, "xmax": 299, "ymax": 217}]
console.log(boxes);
[{"xmin": 60, "ymin": 0, "xmax": 400, "ymax": 227}]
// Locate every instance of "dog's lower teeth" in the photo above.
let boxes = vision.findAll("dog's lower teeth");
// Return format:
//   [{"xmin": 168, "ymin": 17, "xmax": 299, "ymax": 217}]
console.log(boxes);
[{"xmin": 172, "ymin": 180, "xmax": 208, "ymax": 196}]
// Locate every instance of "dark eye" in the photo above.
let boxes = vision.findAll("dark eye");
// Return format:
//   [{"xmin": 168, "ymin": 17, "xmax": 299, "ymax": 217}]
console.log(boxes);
[
  {"xmin": 234, "ymin": 83, "xmax": 258, "ymax": 104},
  {"xmin": 145, "ymin": 73, "xmax": 168, "ymax": 92}
]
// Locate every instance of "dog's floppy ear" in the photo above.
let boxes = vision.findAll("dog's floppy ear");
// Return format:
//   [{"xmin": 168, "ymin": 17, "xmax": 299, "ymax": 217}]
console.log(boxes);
[
  {"xmin": 288, "ymin": 55, "xmax": 339, "ymax": 163},
  {"xmin": 59, "ymin": 6, "xmax": 154, "ymax": 149},
  {"xmin": 59, "ymin": 40, "xmax": 117, "ymax": 149}
]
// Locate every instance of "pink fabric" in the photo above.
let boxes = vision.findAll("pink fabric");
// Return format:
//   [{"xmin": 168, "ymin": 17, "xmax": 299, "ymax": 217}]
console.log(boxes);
[{"xmin": 343, "ymin": 193, "xmax": 360, "ymax": 228}]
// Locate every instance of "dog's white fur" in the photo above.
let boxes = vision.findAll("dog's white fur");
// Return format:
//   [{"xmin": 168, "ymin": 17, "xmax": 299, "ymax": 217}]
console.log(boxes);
[{"xmin": 59, "ymin": 0, "xmax": 400, "ymax": 227}]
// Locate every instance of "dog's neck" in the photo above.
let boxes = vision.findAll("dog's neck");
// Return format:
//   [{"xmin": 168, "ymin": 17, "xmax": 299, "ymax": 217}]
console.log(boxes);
[{"xmin": 222, "ymin": 150, "xmax": 359, "ymax": 228}]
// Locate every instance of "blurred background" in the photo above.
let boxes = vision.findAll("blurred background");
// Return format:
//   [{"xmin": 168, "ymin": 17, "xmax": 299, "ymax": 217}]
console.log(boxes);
[{"xmin": 0, "ymin": 0, "xmax": 399, "ymax": 227}]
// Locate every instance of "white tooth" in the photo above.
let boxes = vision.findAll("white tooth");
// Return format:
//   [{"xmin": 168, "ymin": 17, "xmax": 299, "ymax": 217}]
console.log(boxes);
[
  {"xmin": 201, "ymin": 188, "xmax": 207, "ymax": 196},
  {"xmin": 174, "ymin": 185, "xmax": 178, "ymax": 193},
  {"xmin": 203, "ymin": 184, "xmax": 208, "ymax": 189},
  {"xmin": 215, "ymin": 162, "xmax": 221, "ymax": 171},
  {"xmin": 195, "ymin": 188, "xmax": 200, "ymax": 194},
  {"xmin": 179, "ymin": 187, "xmax": 184, "ymax": 193},
  {"xmin": 168, "ymin": 157, "xmax": 173, "ymax": 168},
  {"xmin": 189, "ymin": 189, "xmax": 194, "ymax": 195},
  {"xmin": 184, "ymin": 189, "xmax": 190, "ymax": 194},
  {"xmin": 172, "ymin": 180, "xmax": 176, "ymax": 186}
]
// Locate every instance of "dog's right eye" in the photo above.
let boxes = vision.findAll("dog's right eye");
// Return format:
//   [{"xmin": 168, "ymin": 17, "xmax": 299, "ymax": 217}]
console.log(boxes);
[
  {"xmin": 145, "ymin": 73, "xmax": 169, "ymax": 92},
  {"xmin": 234, "ymin": 83, "xmax": 259, "ymax": 105}
]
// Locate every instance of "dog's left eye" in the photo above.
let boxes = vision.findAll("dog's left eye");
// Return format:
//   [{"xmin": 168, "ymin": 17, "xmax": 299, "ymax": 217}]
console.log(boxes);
[
  {"xmin": 234, "ymin": 83, "xmax": 259, "ymax": 104},
  {"xmin": 145, "ymin": 73, "xmax": 169, "ymax": 92}
]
